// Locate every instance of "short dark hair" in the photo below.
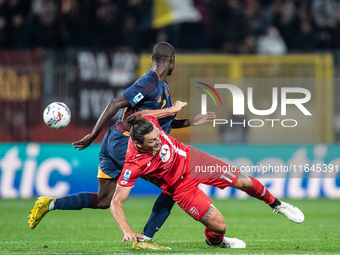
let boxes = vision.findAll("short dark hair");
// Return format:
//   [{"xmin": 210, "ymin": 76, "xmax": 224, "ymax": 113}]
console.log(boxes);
[
  {"xmin": 125, "ymin": 113, "xmax": 154, "ymax": 144},
  {"xmin": 152, "ymin": 42, "xmax": 175, "ymax": 61}
]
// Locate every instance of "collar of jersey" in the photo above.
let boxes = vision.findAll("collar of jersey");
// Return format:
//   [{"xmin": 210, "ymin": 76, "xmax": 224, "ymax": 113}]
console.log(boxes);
[{"xmin": 150, "ymin": 69, "xmax": 161, "ymax": 81}]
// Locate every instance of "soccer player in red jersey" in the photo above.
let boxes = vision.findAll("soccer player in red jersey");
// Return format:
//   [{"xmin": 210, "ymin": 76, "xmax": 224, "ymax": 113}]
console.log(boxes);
[{"xmin": 111, "ymin": 113, "xmax": 305, "ymax": 249}]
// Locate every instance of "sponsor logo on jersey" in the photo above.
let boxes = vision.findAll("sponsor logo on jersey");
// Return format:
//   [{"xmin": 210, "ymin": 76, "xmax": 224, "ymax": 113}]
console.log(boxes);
[
  {"xmin": 159, "ymin": 144, "xmax": 171, "ymax": 162},
  {"xmin": 133, "ymin": 93, "xmax": 144, "ymax": 104},
  {"xmin": 160, "ymin": 130, "xmax": 187, "ymax": 158},
  {"xmin": 120, "ymin": 180, "xmax": 128, "ymax": 185},
  {"xmin": 123, "ymin": 170, "xmax": 131, "ymax": 180},
  {"xmin": 189, "ymin": 206, "xmax": 199, "ymax": 216}
]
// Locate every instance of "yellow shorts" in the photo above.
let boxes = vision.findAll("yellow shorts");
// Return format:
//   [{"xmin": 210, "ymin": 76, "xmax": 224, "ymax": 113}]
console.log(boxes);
[{"xmin": 97, "ymin": 166, "xmax": 112, "ymax": 179}]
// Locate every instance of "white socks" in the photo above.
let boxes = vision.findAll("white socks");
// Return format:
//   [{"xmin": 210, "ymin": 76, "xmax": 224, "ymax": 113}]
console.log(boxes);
[{"xmin": 48, "ymin": 199, "xmax": 55, "ymax": 211}]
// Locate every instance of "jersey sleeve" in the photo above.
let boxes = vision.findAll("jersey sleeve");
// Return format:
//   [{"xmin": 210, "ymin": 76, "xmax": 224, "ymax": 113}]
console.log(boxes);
[
  {"xmin": 122, "ymin": 72, "xmax": 158, "ymax": 107},
  {"xmin": 117, "ymin": 161, "xmax": 142, "ymax": 188}
]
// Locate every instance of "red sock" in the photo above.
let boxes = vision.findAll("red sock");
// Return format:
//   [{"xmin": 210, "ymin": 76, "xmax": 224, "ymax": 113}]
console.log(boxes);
[
  {"xmin": 245, "ymin": 177, "xmax": 275, "ymax": 204},
  {"xmin": 204, "ymin": 228, "xmax": 224, "ymax": 244},
  {"xmin": 90, "ymin": 193, "xmax": 98, "ymax": 208}
]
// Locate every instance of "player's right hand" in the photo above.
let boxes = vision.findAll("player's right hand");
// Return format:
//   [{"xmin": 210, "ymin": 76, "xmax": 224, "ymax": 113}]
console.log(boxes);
[
  {"xmin": 172, "ymin": 100, "xmax": 187, "ymax": 114},
  {"xmin": 72, "ymin": 134, "xmax": 94, "ymax": 151},
  {"xmin": 122, "ymin": 231, "xmax": 143, "ymax": 244}
]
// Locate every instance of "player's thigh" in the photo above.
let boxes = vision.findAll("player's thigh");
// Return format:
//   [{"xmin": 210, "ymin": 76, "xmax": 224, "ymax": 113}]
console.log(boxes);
[
  {"xmin": 99, "ymin": 128, "xmax": 128, "ymax": 177},
  {"xmin": 190, "ymin": 147, "xmax": 240, "ymax": 188},
  {"xmin": 98, "ymin": 178, "xmax": 117, "ymax": 196},
  {"xmin": 232, "ymin": 173, "xmax": 252, "ymax": 191},
  {"xmin": 102, "ymin": 128, "xmax": 129, "ymax": 167},
  {"xmin": 98, "ymin": 137, "xmax": 125, "ymax": 192}
]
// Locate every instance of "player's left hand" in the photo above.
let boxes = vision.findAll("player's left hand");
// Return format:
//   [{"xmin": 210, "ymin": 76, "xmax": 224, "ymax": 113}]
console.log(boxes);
[
  {"xmin": 191, "ymin": 112, "xmax": 216, "ymax": 126},
  {"xmin": 72, "ymin": 134, "xmax": 95, "ymax": 151},
  {"xmin": 122, "ymin": 231, "xmax": 143, "ymax": 244}
]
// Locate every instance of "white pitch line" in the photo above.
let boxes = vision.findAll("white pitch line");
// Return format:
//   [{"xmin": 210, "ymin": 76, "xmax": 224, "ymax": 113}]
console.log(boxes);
[
  {"xmin": 0, "ymin": 240, "xmax": 120, "ymax": 244},
  {"xmin": 166, "ymin": 239, "xmax": 321, "ymax": 243}
]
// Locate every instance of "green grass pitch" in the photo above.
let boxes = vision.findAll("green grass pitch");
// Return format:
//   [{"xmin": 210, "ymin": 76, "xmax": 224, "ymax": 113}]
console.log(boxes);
[{"xmin": 0, "ymin": 198, "xmax": 339, "ymax": 254}]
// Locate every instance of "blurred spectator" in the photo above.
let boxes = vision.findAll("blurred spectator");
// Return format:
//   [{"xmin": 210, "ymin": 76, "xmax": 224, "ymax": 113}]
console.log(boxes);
[
  {"xmin": 0, "ymin": 15, "xmax": 8, "ymax": 47},
  {"xmin": 0, "ymin": 0, "xmax": 8, "ymax": 47},
  {"xmin": 312, "ymin": 0, "xmax": 339, "ymax": 49},
  {"xmin": 257, "ymin": 26, "xmax": 287, "ymax": 55},
  {"xmin": 274, "ymin": 0, "xmax": 297, "ymax": 49},
  {"xmin": 26, "ymin": 0, "xmax": 61, "ymax": 48},
  {"xmin": 292, "ymin": 20, "xmax": 316, "ymax": 50},
  {"xmin": 312, "ymin": 0, "xmax": 338, "ymax": 29},
  {"xmin": 0, "ymin": 0, "xmax": 339, "ymax": 51},
  {"xmin": 151, "ymin": 0, "xmax": 202, "ymax": 49},
  {"xmin": 8, "ymin": 13, "xmax": 26, "ymax": 48},
  {"xmin": 59, "ymin": 0, "xmax": 95, "ymax": 48},
  {"xmin": 120, "ymin": 13, "xmax": 141, "ymax": 50},
  {"xmin": 118, "ymin": 0, "xmax": 153, "ymax": 49},
  {"xmin": 244, "ymin": 0, "xmax": 266, "ymax": 35},
  {"xmin": 238, "ymin": 34, "xmax": 257, "ymax": 54},
  {"xmin": 210, "ymin": 0, "xmax": 249, "ymax": 51},
  {"xmin": 93, "ymin": 0, "xmax": 121, "ymax": 49},
  {"xmin": 7, "ymin": 0, "xmax": 29, "ymax": 17}
]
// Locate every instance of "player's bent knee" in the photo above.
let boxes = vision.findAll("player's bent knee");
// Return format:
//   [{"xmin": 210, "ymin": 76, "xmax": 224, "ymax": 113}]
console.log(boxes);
[
  {"xmin": 234, "ymin": 176, "xmax": 253, "ymax": 191},
  {"xmin": 200, "ymin": 206, "xmax": 226, "ymax": 234},
  {"xmin": 96, "ymin": 204, "xmax": 110, "ymax": 209},
  {"xmin": 243, "ymin": 178, "xmax": 253, "ymax": 190},
  {"xmin": 96, "ymin": 195, "xmax": 113, "ymax": 209}
]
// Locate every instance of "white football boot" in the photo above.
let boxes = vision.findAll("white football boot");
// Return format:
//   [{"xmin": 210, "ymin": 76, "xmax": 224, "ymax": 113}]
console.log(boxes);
[
  {"xmin": 273, "ymin": 201, "xmax": 304, "ymax": 223},
  {"xmin": 205, "ymin": 237, "xmax": 246, "ymax": 248}
]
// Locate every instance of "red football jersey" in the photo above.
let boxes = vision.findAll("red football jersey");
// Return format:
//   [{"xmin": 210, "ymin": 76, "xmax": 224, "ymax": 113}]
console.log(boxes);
[{"xmin": 117, "ymin": 114, "xmax": 189, "ymax": 195}]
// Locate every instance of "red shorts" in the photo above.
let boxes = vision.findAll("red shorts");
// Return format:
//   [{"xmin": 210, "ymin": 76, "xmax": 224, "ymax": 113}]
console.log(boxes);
[
  {"xmin": 171, "ymin": 147, "xmax": 240, "ymax": 221},
  {"xmin": 172, "ymin": 181, "xmax": 212, "ymax": 221}
]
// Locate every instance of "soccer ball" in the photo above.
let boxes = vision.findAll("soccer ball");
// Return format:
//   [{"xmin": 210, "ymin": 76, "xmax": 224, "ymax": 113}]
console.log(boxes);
[{"xmin": 43, "ymin": 102, "xmax": 71, "ymax": 129}]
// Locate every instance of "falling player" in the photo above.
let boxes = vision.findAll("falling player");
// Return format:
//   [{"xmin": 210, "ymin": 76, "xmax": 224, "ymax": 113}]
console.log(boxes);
[{"xmin": 111, "ymin": 113, "xmax": 304, "ymax": 248}]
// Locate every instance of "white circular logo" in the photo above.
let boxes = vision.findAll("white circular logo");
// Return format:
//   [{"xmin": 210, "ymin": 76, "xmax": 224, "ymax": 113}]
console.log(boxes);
[{"xmin": 159, "ymin": 144, "xmax": 170, "ymax": 162}]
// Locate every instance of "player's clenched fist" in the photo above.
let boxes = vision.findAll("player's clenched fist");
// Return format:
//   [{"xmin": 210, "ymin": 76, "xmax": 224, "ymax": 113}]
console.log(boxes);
[{"xmin": 171, "ymin": 100, "xmax": 187, "ymax": 113}]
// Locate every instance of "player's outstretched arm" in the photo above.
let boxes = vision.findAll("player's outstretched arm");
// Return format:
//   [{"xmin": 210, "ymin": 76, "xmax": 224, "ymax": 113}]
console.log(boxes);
[
  {"xmin": 72, "ymin": 95, "xmax": 130, "ymax": 151},
  {"xmin": 142, "ymin": 100, "xmax": 187, "ymax": 119},
  {"xmin": 171, "ymin": 111, "xmax": 216, "ymax": 128},
  {"xmin": 111, "ymin": 186, "xmax": 143, "ymax": 244}
]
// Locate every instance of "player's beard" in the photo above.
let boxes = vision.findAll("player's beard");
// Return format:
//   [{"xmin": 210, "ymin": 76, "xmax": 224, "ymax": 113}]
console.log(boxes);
[{"xmin": 167, "ymin": 68, "xmax": 173, "ymax": 75}]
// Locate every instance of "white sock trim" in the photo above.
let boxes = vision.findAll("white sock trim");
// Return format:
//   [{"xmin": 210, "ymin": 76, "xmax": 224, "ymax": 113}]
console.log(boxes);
[
  {"xmin": 48, "ymin": 199, "xmax": 55, "ymax": 211},
  {"xmin": 140, "ymin": 234, "xmax": 152, "ymax": 240}
]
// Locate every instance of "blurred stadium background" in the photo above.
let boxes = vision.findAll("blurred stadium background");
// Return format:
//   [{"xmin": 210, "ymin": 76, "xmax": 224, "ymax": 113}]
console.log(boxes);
[{"xmin": 0, "ymin": 0, "xmax": 340, "ymax": 199}]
